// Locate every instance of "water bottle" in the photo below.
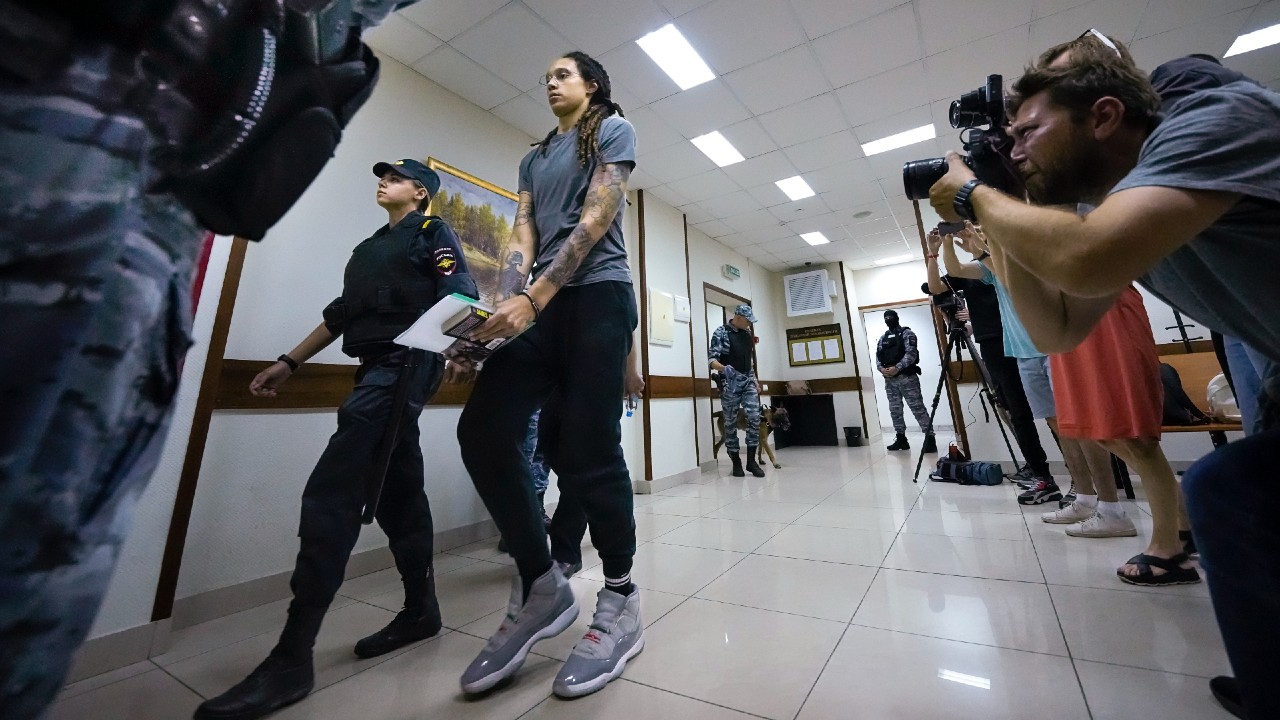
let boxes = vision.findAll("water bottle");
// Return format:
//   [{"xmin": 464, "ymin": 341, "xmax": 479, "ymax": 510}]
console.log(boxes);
[{"xmin": 625, "ymin": 393, "xmax": 638, "ymax": 417}]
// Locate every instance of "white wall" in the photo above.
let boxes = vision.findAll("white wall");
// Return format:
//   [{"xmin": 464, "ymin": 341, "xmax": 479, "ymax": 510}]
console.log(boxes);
[{"xmin": 174, "ymin": 56, "xmax": 540, "ymax": 602}]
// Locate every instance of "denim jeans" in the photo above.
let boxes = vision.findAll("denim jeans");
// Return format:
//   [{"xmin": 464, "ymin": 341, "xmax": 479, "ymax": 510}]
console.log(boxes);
[
  {"xmin": 1222, "ymin": 335, "xmax": 1269, "ymax": 436},
  {"xmin": 458, "ymin": 281, "xmax": 638, "ymax": 583}
]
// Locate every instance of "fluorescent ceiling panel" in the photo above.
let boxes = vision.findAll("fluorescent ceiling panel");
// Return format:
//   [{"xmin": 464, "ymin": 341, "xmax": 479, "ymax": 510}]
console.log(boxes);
[
  {"xmin": 860, "ymin": 124, "xmax": 936, "ymax": 156},
  {"xmin": 636, "ymin": 24, "xmax": 716, "ymax": 90},
  {"xmin": 801, "ymin": 231, "xmax": 830, "ymax": 246},
  {"xmin": 775, "ymin": 175, "xmax": 816, "ymax": 201},
  {"xmin": 691, "ymin": 131, "xmax": 746, "ymax": 167},
  {"xmin": 1225, "ymin": 23, "xmax": 1280, "ymax": 57}
]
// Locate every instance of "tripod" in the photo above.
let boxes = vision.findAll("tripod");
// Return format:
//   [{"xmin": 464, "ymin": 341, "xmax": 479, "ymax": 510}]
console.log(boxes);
[{"xmin": 913, "ymin": 320, "xmax": 1021, "ymax": 483}]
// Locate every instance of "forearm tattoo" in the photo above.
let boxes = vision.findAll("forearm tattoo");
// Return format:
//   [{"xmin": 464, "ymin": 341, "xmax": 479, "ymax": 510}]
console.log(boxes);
[
  {"xmin": 541, "ymin": 162, "xmax": 630, "ymax": 290},
  {"xmin": 497, "ymin": 192, "xmax": 536, "ymax": 300}
]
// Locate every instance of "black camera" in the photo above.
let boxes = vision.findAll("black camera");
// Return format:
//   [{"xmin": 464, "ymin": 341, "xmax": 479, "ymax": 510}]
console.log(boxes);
[{"xmin": 902, "ymin": 74, "xmax": 1023, "ymax": 201}]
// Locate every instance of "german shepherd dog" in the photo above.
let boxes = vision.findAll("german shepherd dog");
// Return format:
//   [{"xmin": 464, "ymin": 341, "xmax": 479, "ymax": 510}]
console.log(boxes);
[{"xmin": 714, "ymin": 405, "xmax": 791, "ymax": 468}]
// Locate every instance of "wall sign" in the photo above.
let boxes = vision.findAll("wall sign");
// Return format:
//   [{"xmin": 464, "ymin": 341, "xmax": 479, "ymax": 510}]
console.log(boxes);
[{"xmin": 787, "ymin": 323, "xmax": 845, "ymax": 366}]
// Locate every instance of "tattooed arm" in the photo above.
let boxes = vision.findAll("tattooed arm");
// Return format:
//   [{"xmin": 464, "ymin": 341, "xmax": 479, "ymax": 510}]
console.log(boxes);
[
  {"xmin": 495, "ymin": 191, "xmax": 537, "ymax": 302},
  {"xmin": 473, "ymin": 161, "xmax": 631, "ymax": 342}
]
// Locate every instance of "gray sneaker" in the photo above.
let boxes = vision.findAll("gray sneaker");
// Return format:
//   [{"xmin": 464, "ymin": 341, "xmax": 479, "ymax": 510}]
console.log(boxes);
[
  {"xmin": 460, "ymin": 566, "xmax": 578, "ymax": 694},
  {"xmin": 552, "ymin": 587, "xmax": 644, "ymax": 698}
]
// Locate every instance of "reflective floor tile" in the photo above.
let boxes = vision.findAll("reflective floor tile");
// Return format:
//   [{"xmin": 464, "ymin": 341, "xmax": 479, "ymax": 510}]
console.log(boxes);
[
  {"xmin": 521, "ymin": 678, "xmax": 759, "ymax": 719},
  {"xmin": 46, "ymin": 668, "xmax": 203, "ymax": 720},
  {"xmin": 704, "ymin": 496, "xmax": 817, "ymax": 523},
  {"xmin": 652, "ymin": 517, "xmax": 786, "ymax": 552},
  {"xmin": 624, "ymin": 598, "xmax": 845, "ymax": 720},
  {"xmin": 915, "ymin": 486, "xmax": 1025, "ymax": 515},
  {"xmin": 754, "ymin": 524, "xmax": 899, "ymax": 567},
  {"xmin": 882, "ymin": 533, "xmax": 1044, "ymax": 583},
  {"xmin": 902, "ymin": 508, "xmax": 1031, "ymax": 541},
  {"xmin": 748, "ymin": 476, "xmax": 849, "ymax": 504},
  {"xmin": 577, "ymin": 542, "xmax": 745, "ymax": 595},
  {"xmin": 1049, "ymin": 584, "xmax": 1230, "ymax": 677},
  {"xmin": 796, "ymin": 625, "xmax": 1089, "ymax": 720},
  {"xmin": 155, "ymin": 595, "xmax": 353, "ymax": 667},
  {"xmin": 853, "ymin": 569, "xmax": 1069, "ymax": 656},
  {"xmin": 1075, "ymin": 660, "xmax": 1237, "ymax": 720},
  {"xmin": 55, "ymin": 660, "xmax": 156, "ymax": 703},
  {"xmin": 820, "ymin": 479, "xmax": 920, "ymax": 509},
  {"xmin": 367, "ymin": 558, "xmax": 513, "ymax": 629},
  {"xmin": 695, "ymin": 553, "xmax": 877, "ymax": 621},
  {"xmin": 637, "ymin": 494, "xmax": 733, "ymax": 517},
  {"xmin": 633, "ymin": 512, "xmax": 695, "ymax": 541},
  {"xmin": 794, "ymin": 503, "xmax": 909, "ymax": 533}
]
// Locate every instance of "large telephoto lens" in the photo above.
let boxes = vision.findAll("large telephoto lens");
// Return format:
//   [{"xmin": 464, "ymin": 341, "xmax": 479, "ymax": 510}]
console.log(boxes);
[{"xmin": 902, "ymin": 157, "xmax": 948, "ymax": 200}]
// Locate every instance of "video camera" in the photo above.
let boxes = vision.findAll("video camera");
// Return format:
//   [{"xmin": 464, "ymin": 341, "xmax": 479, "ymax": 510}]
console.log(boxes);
[{"xmin": 902, "ymin": 74, "xmax": 1023, "ymax": 201}]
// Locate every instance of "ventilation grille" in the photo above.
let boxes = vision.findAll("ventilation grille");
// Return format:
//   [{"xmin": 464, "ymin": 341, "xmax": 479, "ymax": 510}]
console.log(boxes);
[{"xmin": 784, "ymin": 269, "xmax": 832, "ymax": 316}]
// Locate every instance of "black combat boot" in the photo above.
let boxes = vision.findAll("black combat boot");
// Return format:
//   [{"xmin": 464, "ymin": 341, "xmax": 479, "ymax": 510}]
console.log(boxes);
[
  {"xmin": 355, "ymin": 559, "xmax": 443, "ymax": 658},
  {"xmin": 887, "ymin": 433, "xmax": 910, "ymax": 451},
  {"xmin": 728, "ymin": 452, "xmax": 745, "ymax": 477},
  {"xmin": 921, "ymin": 433, "xmax": 937, "ymax": 453},
  {"xmin": 195, "ymin": 607, "xmax": 323, "ymax": 720},
  {"xmin": 745, "ymin": 447, "xmax": 766, "ymax": 477}
]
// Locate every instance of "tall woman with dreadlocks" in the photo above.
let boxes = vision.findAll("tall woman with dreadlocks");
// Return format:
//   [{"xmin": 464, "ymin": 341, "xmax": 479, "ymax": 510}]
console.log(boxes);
[{"xmin": 455, "ymin": 51, "xmax": 642, "ymax": 699}]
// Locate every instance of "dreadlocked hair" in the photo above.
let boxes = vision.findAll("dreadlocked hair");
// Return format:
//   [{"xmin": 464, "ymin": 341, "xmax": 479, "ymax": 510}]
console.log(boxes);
[{"xmin": 534, "ymin": 51, "xmax": 625, "ymax": 166}]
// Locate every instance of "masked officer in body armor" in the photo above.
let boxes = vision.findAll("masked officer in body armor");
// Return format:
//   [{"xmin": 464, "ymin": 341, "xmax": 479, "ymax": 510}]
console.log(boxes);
[
  {"xmin": 710, "ymin": 304, "xmax": 766, "ymax": 478},
  {"xmin": 876, "ymin": 310, "xmax": 937, "ymax": 453},
  {"xmin": 196, "ymin": 159, "xmax": 477, "ymax": 720}
]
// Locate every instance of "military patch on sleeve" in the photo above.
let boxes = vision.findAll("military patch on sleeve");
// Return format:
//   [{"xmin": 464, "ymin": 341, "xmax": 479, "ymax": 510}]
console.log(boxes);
[{"xmin": 434, "ymin": 247, "xmax": 458, "ymax": 275}]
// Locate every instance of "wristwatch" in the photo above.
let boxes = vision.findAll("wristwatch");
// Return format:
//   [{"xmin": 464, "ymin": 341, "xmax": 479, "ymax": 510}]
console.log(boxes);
[
  {"xmin": 976, "ymin": 250, "xmax": 991, "ymax": 262},
  {"xmin": 953, "ymin": 178, "xmax": 985, "ymax": 222}
]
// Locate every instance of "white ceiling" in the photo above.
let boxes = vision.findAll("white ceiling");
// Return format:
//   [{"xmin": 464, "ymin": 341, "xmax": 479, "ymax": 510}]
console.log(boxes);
[{"xmin": 365, "ymin": 0, "xmax": 1280, "ymax": 272}]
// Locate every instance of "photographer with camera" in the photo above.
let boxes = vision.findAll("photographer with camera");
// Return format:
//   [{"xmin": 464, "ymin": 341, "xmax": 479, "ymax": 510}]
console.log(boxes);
[
  {"xmin": 925, "ymin": 225, "xmax": 1055, "ymax": 488},
  {"xmin": 926, "ymin": 33, "xmax": 1280, "ymax": 719},
  {"xmin": 875, "ymin": 311, "xmax": 937, "ymax": 453}
]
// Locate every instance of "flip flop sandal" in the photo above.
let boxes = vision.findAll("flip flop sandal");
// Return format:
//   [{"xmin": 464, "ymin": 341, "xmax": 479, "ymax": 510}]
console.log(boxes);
[{"xmin": 1117, "ymin": 552, "xmax": 1201, "ymax": 586}]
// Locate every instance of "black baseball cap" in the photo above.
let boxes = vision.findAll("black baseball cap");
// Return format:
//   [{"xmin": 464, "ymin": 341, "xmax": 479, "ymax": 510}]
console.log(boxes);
[{"xmin": 372, "ymin": 159, "xmax": 441, "ymax": 199}]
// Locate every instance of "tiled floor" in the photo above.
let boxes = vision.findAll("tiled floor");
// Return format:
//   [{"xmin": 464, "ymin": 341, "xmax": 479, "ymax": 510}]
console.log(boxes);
[{"xmin": 52, "ymin": 442, "xmax": 1235, "ymax": 720}]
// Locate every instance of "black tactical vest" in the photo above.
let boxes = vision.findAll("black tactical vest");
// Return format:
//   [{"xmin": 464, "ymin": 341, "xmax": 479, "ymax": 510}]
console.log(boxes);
[
  {"xmin": 877, "ymin": 329, "xmax": 907, "ymax": 367},
  {"xmin": 723, "ymin": 326, "xmax": 754, "ymax": 375},
  {"xmin": 338, "ymin": 215, "xmax": 439, "ymax": 356}
]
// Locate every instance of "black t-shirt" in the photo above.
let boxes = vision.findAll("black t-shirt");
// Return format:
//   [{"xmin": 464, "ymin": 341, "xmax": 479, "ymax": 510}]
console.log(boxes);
[{"xmin": 928, "ymin": 276, "xmax": 1002, "ymax": 343}]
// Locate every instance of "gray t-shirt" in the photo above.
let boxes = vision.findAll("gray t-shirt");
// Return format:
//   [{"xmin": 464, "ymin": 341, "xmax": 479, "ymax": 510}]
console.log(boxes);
[
  {"xmin": 519, "ymin": 114, "xmax": 636, "ymax": 287},
  {"xmin": 1110, "ymin": 81, "xmax": 1280, "ymax": 361}
]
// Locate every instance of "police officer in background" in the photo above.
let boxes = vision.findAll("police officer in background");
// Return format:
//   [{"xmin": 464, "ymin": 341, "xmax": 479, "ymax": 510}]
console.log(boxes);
[
  {"xmin": 710, "ymin": 304, "xmax": 766, "ymax": 478},
  {"xmin": 876, "ymin": 310, "xmax": 938, "ymax": 453},
  {"xmin": 196, "ymin": 159, "xmax": 477, "ymax": 720}
]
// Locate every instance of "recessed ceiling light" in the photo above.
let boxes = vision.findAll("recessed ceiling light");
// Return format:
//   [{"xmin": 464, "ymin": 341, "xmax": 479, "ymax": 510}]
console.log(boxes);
[
  {"xmin": 852, "ymin": 210, "xmax": 873, "ymax": 219},
  {"xmin": 691, "ymin": 131, "xmax": 745, "ymax": 167},
  {"xmin": 1225, "ymin": 22, "xmax": 1280, "ymax": 57},
  {"xmin": 873, "ymin": 253, "xmax": 914, "ymax": 266},
  {"xmin": 860, "ymin": 124, "xmax": 936, "ymax": 156},
  {"xmin": 636, "ymin": 24, "xmax": 716, "ymax": 90},
  {"xmin": 801, "ymin": 232, "xmax": 829, "ymax": 246},
  {"xmin": 775, "ymin": 175, "xmax": 815, "ymax": 201}
]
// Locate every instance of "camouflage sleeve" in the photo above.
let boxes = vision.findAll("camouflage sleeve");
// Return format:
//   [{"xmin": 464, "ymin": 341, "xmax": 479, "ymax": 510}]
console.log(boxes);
[
  {"xmin": 708, "ymin": 325, "xmax": 730, "ymax": 367},
  {"xmin": 898, "ymin": 328, "xmax": 920, "ymax": 370},
  {"xmin": 875, "ymin": 332, "xmax": 888, "ymax": 370},
  {"xmin": 410, "ymin": 218, "xmax": 478, "ymax": 302}
]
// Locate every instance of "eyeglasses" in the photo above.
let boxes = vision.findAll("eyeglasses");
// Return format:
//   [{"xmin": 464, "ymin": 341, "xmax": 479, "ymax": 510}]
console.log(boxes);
[
  {"xmin": 539, "ymin": 69, "xmax": 580, "ymax": 86},
  {"xmin": 1078, "ymin": 28, "xmax": 1122, "ymax": 58}
]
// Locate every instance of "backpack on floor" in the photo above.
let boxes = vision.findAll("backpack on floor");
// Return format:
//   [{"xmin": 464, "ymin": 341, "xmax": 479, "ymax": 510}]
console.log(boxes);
[{"xmin": 931, "ymin": 459, "xmax": 1004, "ymax": 486}]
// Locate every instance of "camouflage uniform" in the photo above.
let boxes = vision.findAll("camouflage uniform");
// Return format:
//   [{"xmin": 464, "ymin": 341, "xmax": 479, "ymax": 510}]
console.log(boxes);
[
  {"xmin": 876, "ymin": 327, "xmax": 934, "ymax": 434},
  {"xmin": 709, "ymin": 306, "xmax": 760, "ymax": 454},
  {"xmin": 520, "ymin": 409, "xmax": 550, "ymax": 495},
  {"xmin": 0, "ymin": 48, "xmax": 200, "ymax": 719}
]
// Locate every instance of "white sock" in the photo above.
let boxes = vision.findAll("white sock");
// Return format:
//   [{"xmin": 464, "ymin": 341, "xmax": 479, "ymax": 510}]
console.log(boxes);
[
  {"xmin": 1097, "ymin": 500, "xmax": 1126, "ymax": 517},
  {"xmin": 1075, "ymin": 493, "xmax": 1098, "ymax": 508}
]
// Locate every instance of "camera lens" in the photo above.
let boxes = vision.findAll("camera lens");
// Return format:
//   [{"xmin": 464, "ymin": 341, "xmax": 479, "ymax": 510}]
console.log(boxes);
[{"xmin": 901, "ymin": 157, "xmax": 948, "ymax": 200}]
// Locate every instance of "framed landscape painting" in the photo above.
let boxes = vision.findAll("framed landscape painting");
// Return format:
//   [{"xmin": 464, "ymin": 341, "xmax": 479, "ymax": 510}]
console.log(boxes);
[{"xmin": 426, "ymin": 158, "xmax": 520, "ymax": 306}]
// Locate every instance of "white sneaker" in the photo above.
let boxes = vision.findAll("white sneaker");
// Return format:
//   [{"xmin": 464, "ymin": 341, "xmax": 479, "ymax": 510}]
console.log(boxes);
[
  {"xmin": 1065, "ymin": 511, "xmax": 1137, "ymax": 538},
  {"xmin": 1041, "ymin": 501, "xmax": 1094, "ymax": 524}
]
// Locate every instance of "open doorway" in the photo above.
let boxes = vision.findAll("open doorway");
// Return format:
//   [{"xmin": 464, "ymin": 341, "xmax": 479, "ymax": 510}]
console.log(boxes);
[{"xmin": 860, "ymin": 300, "xmax": 955, "ymax": 438}]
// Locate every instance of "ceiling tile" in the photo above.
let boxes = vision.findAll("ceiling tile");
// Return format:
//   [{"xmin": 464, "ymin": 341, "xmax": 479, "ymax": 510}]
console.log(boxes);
[
  {"xmin": 715, "ymin": 232, "xmax": 754, "ymax": 248},
  {"xmin": 665, "ymin": 168, "xmax": 742, "ymax": 204},
  {"xmin": 790, "ymin": 0, "xmax": 911, "ymax": 40},
  {"xmin": 656, "ymin": 0, "xmax": 717, "ymax": 17},
  {"xmin": 804, "ymin": 160, "xmax": 875, "ymax": 195},
  {"xmin": 723, "ymin": 45, "xmax": 832, "ymax": 115},
  {"xmin": 451, "ymin": 3, "xmax": 573, "ymax": 92},
  {"xmin": 757, "ymin": 93, "xmax": 849, "ymax": 147},
  {"xmin": 1134, "ymin": 0, "xmax": 1257, "ymax": 40},
  {"xmin": 773, "ymin": 246, "xmax": 824, "ymax": 263},
  {"xmin": 768, "ymin": 194, "xmax": 832, "ymax": 224},
  {"xmin": 812, "ymin": 5, "xmax": 923, "ymax": 88},
  {"xmin": 1032, "ymin": 0, "xmax": 1093, "ymax": 21},
  {"xmin": 679, "ymin": 0, "xmax": 810, "ymax": 74},
  {"xmin": 781, "ymin": 130, "xmax": 866, "ymax": 172},
  {"xmin": 1028, "ymin": 0, "xmax": 1147, "ymax": 50},
  {"xmin": 644, "ymin": 184, "xmax": 687, "ymax": 209},
  {"xmin": 741, "ymin": 222, "xmax": 795, "ymax": 244},
  {"xmin": 599, "ymin": 41, "xmax": 683, "ymax": 106},
  {"xmin": 523, "ymin": 0, "xmax": 673, "ymax": 56},
  {"xmin": 694, "ymin": 219, "xmax": 734, "ymax": 237},
  {"xmin": 843, "ymin": 214, "xmax": 899, "ymax": 237},
  {"xmin": 698, "ymin": 190, "xmax": 759, "ymax": 217},
  {"xmin": 723, "ymin": 208, "xmax": 783, "ymax": 233},
  {"xmin": 835, "ymin": 61, "xmax": 932, "ymax": 127},
  {"xmin": 628, "ymin": 167, "xmax": 662, "ymax": 190},
  {"xmin": 1224, "ymin": 44, "xmax": 1280, "ymax": 90},
  {"xmin": 649, "ymin": 79, "xmax": 752, "ymax": 138},
  {"xmin": 924, "ymin": 27, "xmax": 1033, "ymax": 102},
  {"xmin": 411, "ymin": 44, "xmax": 520, "ymax": 110},
  {"xmin": 364, "ymin": 13, "xmax": 443, "ymax": 67},
  {"xmin": 719, "ymin": 118, "xmax": 779, "ymax": 159},
  {"xmin": 678, "ymin": 202, "xmax": 714, "ymax": 224},
  {"xmin": 398, "ymin": 0, "xmax": 507, "ymax": 42},
  {"xmin": 768, "ymin": 235, "xmax": 811, "ymax": 253},
  {"xmin": 720, "ymin": 150, "xmax": 800, "ymax": 189},
  {"xmin": 489, "ymin": 92, "xmax": 553, "ymax": 140},
  {"xmin": 625, "ymin": 106, "xmax": 687, "ymax": 153},
  {"xmin": 853, "ymin": 104, "xmax": 937, "ymax": 148},
  {"xmin": 1130, "ymin": 9, "xmax": 1253, "ymax": 71},
  {"xmin": 744, "ymin": 182, "xmax": 789, "ymax": 208},
  {"xmin": 637, "ymin": 141, "xmax": 715, "ymax": 183},
  {"xmin": 917, "ymin": 0, "xmax": 1034, "ymax": 54},
  {"xmin": 855, "ymin": 227, "xmax": 910, "ymax": 247},
  {"xmin": 821, "ymin": 180, "xmax": 887, "ymax": 212}
]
